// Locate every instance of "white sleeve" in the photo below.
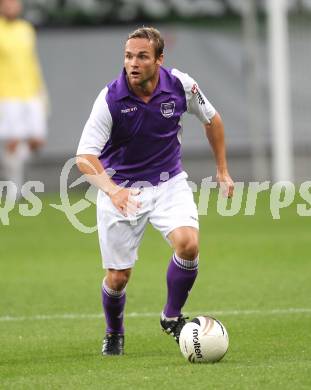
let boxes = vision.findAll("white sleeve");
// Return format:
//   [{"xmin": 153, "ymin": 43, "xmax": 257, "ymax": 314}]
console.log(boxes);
[
  {"xmin": 77, "ymin": 87, "xmax": 112, "ymax": 156},
  {"xmin": 171, "ymin": 68, "xmax": 216, "ymax": 124}
]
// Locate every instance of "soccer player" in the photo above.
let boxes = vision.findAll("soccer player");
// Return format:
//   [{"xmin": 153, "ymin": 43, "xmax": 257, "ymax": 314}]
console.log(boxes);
[
  {"xmin": 0, "ymin": 0, "xmax": 48, "ymax": 200},
  {"xmin": 76, "ymin": 27, "xmax": 234, "ymax": 356}
]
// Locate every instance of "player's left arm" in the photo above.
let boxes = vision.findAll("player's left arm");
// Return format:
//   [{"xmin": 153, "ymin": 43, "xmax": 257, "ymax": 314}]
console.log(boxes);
[
  {"xmin": 183, "ymin": 74, "xmax": 234, "ymax": 197},
  {"xmin": 204, "ymin": 112, "xmax": 234, "ymax": 198}
]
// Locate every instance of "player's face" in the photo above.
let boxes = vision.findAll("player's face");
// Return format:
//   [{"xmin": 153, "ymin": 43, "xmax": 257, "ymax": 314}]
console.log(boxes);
[
  {"xmin": 0, "ymin": 0, "xmax": 22, "ymax": 19},
  {"xmin": 124, "ymin": 38, "xmax": 163, "ymax": 87}
]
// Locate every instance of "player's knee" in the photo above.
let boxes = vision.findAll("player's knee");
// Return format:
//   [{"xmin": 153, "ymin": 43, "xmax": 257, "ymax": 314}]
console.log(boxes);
[
  {"xmin": 6, "ymin": 140, "xmax": 19, "ymax": 154},
  {"xmin": 175, "ymin": 238, "xmax": 199, "ymax": 260},
  {"xmin": 28, "ymin": 138, "xmax": 44, "ymax": 151},
  {"xmin": 106, "ymin": 268, "xmax": 131, "ymax": 291}
]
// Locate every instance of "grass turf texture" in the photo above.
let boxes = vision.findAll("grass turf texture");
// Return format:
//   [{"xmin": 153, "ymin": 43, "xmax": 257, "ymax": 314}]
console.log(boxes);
[{"xmin": 1, "ymin": 190, "xmax": 310, "ymax": 389}]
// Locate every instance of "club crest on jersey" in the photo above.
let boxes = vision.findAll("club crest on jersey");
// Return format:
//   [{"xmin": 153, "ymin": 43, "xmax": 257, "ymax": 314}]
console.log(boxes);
[
  {"xmin": 160, "ymin": 101, "xmax": 175, "ymax": 118},
  {"xmin": 191, "ymin": 84, "xmax": 199, "ymax": 94}
]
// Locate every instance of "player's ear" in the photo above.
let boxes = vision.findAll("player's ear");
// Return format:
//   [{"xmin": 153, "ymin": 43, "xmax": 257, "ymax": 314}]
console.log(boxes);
[{"xmin": 156, "ymin": 54, "xmax": 164, "ymax": 66}]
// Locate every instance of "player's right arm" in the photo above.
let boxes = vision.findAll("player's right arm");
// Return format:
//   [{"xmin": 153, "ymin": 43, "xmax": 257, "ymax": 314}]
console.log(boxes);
[{"xmin": 76, "ymin": 88, "xmax": 140, "ymax": 216}]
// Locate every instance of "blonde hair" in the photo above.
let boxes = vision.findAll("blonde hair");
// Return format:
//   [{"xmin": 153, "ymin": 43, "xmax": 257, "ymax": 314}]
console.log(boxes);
[{"xmin": 127, "ymin": 27, "xmax": 164, "ymax": 58}]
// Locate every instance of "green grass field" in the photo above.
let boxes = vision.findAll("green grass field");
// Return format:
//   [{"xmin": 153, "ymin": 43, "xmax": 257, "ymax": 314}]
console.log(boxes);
[{"xmin": 1, "ymin": 191, "xmax": 310, "ymax": 389}]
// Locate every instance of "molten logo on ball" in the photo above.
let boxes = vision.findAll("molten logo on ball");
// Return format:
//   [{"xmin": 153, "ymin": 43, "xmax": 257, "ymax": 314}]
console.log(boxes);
[
  {"xmin": 192, "ymin": 328, "xmax": 203, "ymax": 359},
  {"xmin": 179, "ymin": 316, "xmax": 229, "ymax": 363}
]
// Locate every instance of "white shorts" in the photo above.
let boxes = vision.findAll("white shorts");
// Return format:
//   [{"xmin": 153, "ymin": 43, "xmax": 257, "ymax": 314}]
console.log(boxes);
[
  {"xmin": 0, "ymin": 97, "xmax": 47, "ymax": 140},
  {"xmin": 97, "ymin": 171, "xmax": 199, "ymax": 269}
]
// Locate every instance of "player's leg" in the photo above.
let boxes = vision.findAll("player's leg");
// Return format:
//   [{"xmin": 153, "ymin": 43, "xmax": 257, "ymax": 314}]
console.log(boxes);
[
  {"xmin": 4, "ymin": 135, "xmax": 44, "ymax": 201},
  {"xmin": 28, "ymin": 137, "xmax": 45, "ymax": 152},
  {"xmin": 164, "ymin": 226, "xmax": 199, "ymax": 317},
  {"xmin": 21, "ymin": 97, "xmax": 47, "ymax": 189},
  {"xmin": 3, "ymin": 139, "xmax": 30, "ymax": 201},
  {"xmin": 160, "ymin": 226, "xmax": 199, "ymax": 343},
  {"xmin": 97, "ymin": 189, "xmax": 148, "ymax": 355},
  {"xmin": 150, "ymin": 172, "xmax": 199, "ymax": 343},
  {"xmin": 101, "ymin": 268, "xmax": 131, "ymax": 356},
  {"xmin": 102, "ymin": 268, "xmax": 131, "ymax": 336},
  {"xmin": 0, "ymin": 100, "xmax": 31, "ymax": 200}
]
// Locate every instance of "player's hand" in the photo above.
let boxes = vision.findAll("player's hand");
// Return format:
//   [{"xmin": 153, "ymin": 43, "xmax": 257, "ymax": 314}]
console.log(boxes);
[
  {"xmin": 109, "ymin": 186, "xmax": 142, "ymax": 217},
  {"xmin": 216, "ymin": 169, "xmax": 234, "ymax": 198}
]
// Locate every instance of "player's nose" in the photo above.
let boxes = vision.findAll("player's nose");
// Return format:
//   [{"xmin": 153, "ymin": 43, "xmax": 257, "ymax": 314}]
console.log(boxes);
[{"xmin": 130, "ymin": 56, "xmax": 139, "ymax": 67}]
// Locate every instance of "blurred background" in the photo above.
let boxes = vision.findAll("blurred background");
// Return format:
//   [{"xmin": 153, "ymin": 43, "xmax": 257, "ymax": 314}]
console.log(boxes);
[{"xmin": 6, "ymin": 0, "xmax": 311, "ymax": 188}]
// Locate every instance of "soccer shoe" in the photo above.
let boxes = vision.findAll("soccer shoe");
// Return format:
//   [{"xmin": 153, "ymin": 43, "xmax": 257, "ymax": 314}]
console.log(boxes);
[
  {"xmin": 102, "ymin": 333, "xmax": 124, "ymax": 356},
  {"xmin": 160, "ymin": 314, "xmax": 188, "ymax": 344}
]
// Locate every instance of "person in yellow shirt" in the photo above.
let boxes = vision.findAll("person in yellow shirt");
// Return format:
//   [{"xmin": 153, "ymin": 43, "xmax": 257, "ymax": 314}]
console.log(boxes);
[{"xmin": 0, "ymin": 0, "xmax": 49, "ymax": 200}]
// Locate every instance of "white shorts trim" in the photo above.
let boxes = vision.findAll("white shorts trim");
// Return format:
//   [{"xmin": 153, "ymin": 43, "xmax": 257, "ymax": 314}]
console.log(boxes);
[
  {"xmin": 0, "ymin": 97, "xmax": 47, "ymax": 140},
  {"xmin": 97, "ymin": 171, "xmax": 199, "ymax": 269}
]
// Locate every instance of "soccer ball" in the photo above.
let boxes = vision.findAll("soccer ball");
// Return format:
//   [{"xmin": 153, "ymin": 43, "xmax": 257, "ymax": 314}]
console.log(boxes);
[{"xmin": 179, "ymin": 316, "xmax": 229, "ymax": 363}]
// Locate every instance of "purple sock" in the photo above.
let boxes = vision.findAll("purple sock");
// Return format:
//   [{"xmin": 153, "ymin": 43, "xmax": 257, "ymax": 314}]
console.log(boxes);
[
  {"xmin": 102, "ymin": 282, "xmax": 126, "ymax": 335},
  {"xmin": 163, "ymin": 253, "xmax": 198, "ymax": 318}
]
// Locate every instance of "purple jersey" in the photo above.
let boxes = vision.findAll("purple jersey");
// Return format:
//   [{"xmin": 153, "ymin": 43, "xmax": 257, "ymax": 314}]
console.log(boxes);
[{"xmin": 77, "ymin": 66, "xmax": 216, "ymax": 186}]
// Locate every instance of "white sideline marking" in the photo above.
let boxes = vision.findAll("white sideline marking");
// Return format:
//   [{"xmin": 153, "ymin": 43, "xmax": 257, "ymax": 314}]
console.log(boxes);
[{"xmin": 0, "ymin": 308, "xmax": 311, "ymax": 322}]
